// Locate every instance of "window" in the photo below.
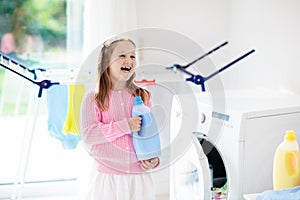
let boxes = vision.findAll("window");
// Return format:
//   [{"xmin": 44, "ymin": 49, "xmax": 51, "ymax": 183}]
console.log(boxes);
[{"xmin": 0, "ymin": 0, "xmax": 89, "ymax": 199}]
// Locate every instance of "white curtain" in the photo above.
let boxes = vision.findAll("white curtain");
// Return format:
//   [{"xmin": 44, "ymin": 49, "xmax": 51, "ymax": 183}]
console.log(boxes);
[{"xmin": 82, "ymin": 0, "xmax": 137, "ymax": 59}]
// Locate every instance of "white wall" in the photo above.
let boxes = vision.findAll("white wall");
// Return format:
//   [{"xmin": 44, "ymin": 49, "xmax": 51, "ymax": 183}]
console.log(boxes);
[
  {"xmin": 135, "ymin": 0, "xmax": 300, "ymax": 94},
  {"xmin": 229, "ymin": 0, "xmax": 300, "ymax": 93},
  {"xmin": 136, "ymin": 0, "xmax": 230, "ymax": 49}
]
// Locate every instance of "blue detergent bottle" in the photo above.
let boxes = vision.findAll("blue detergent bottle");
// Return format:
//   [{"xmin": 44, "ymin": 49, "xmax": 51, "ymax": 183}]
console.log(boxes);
[{"xmin": 132, "ymin": 96, "xmax": 161, "ymax": 160}]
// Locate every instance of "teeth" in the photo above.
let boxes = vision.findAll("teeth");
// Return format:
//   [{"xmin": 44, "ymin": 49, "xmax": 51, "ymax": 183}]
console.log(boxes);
[{"xmin": 121, "ymin": 66, "xmax": 131, "ymax": 71}]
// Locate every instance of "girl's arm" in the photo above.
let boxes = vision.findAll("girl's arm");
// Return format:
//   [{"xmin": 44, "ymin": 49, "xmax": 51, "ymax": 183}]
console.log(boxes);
[{"xmin": 80, "ymin": 92, "xmax": 132, "ymax": 145}]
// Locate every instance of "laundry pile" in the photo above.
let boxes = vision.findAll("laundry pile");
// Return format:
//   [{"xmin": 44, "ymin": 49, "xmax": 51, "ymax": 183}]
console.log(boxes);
[{"xmin": 257, "ymin": 186, "xmax": 300, "ymax": 200}]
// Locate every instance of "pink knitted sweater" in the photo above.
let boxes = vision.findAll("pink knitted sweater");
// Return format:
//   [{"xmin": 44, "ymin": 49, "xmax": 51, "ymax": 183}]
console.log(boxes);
[{"xmin": 80, "ymin": 89, "xmax": 151, "ymax": 175}]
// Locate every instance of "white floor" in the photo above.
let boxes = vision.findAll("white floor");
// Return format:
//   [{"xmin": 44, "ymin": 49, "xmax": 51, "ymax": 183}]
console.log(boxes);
[
  {"xmin": 21, "ymin": 195, "xmax": 168, "ymax": 200},
  {"xmin": 22, "ymin": 196, "xmax": 77, "ymax": 200}
]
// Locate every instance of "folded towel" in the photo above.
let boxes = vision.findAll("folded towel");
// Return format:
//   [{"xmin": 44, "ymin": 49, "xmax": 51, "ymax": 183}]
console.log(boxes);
[{"xmin": 257, "ymin": 186, "xmax": 300, "ymax": 200}]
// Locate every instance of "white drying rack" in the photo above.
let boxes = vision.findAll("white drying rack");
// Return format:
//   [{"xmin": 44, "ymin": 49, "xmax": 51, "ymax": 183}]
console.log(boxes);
[{"xmin": 0, "ymin": 51, "xmax": 87, "ymax": 199}]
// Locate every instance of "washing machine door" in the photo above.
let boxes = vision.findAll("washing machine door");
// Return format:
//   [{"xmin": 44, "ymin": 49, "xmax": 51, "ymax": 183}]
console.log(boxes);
[
  {"xmin": 191, "ymin": 135, "xmax": 212, "ymax": 200},
  {"xmin": 171, "ymin": 135, "xmax": 211, "ymax": 200},
  {"xmin": 171, "ymin": 133, "xmax": 229, "ymax": 200}
]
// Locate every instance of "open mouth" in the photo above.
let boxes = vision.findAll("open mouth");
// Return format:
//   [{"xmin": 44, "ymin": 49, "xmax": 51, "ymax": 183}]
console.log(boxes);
[{"xmin": 120, "ymin": 66, "xmax": 132, "ymax": 72}]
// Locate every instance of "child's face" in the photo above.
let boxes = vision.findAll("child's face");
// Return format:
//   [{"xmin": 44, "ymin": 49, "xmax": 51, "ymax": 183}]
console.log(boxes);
[{"xmin": 108, "ymin": 40, "xmax": 136, "ymax": 85}]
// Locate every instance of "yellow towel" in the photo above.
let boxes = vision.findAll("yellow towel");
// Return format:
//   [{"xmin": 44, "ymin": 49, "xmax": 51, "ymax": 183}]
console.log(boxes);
[{"xmin": 63, "ymin": 84, "xmax": 86, "ymax": 135}]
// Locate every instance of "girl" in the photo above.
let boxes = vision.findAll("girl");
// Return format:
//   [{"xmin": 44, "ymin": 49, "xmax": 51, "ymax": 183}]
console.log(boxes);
[{"xmin": 80, "ymin": 37, "xmax": 160, "ymax": 200}]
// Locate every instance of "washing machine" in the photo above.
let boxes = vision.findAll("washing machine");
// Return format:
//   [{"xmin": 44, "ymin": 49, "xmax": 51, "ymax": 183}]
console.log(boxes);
[
  {"xmin": 168, "ymin": 91, "xmax": 228, "ymax": 200},
  {"xmin": 168, "ymin": 89, "xmax": 300, "ymax": 200},
  {"xmin": 217, "ymin": 90, "xmax": 300, "ymax": 199}
]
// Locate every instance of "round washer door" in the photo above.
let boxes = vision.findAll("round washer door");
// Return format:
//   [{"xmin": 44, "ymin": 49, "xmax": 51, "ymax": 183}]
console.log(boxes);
[{"xmin": 171, "ymin": 135, "xmax": 212, "ymax": 200}]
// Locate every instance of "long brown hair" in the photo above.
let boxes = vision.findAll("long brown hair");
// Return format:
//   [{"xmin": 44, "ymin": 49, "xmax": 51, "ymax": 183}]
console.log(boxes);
[{"xmin": 95, "ymin": 37, "xmax": 151, "ymax": 111}]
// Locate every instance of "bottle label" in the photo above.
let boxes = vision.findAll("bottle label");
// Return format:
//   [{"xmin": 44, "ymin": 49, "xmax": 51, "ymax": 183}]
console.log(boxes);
[{"xmin": 139, "ymin": 112, "xmax": 154, "ymax": 137}]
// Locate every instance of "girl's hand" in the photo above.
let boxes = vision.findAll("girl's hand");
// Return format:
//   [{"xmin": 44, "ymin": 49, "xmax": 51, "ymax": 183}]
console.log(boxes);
[
  {"xmin": 140, "ymin": 157, "xmax": 160, "ymax": 171},
  {"xmin": 127, "ymin": 116, "xmax": 142, "ymax": 132}
]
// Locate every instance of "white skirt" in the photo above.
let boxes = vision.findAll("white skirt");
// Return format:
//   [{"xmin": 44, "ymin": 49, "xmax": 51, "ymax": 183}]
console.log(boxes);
[{"xmin": 84, "ymin": 171, "xmax": 156, "ymax": 200}]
